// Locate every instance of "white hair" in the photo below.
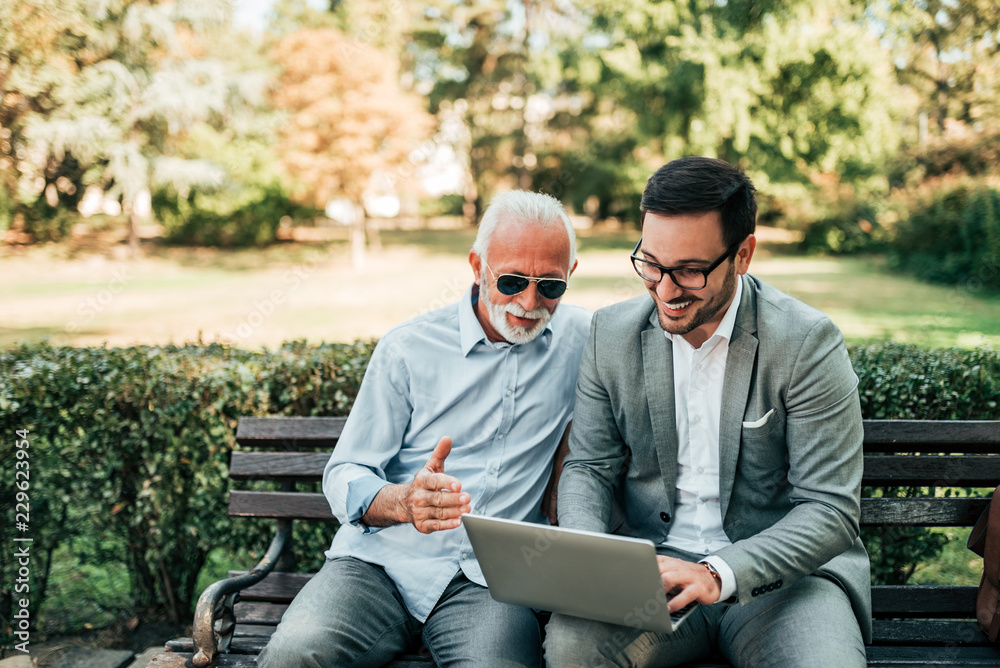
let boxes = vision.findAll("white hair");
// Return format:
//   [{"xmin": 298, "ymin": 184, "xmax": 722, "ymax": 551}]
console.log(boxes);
[{"xmin": 472, "ymin": 190, "xmax": 576, "ymax": 270}]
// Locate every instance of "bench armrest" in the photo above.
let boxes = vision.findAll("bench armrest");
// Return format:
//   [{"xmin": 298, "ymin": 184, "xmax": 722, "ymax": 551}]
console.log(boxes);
[{"xmin": 192, "ymin": 519, "xmax": 291, "ymax": 667}]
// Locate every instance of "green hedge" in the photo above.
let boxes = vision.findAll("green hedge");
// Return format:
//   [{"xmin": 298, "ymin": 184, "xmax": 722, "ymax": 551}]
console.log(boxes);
[
  {"xmin": 1, "ymin": 341, "xmax": 998, "ymax": 632},
  {"xmin": 0, "ymin": 341, "xmax": 374, "ymax": 629}
]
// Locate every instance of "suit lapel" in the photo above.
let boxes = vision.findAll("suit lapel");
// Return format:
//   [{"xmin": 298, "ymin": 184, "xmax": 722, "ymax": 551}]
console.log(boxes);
[
  {"xmin": 719, "ymin": 276, "xmax": 759, "ymax": 520},
  {"xmin": 641, "ymin": 309, "xmax": 679, "ymax": 504}
]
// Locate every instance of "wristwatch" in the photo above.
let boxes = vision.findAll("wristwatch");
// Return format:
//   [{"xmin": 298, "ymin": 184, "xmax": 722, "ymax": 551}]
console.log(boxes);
[{"xmin": 701, "ymin": 561, "xmax": 722, "ymax": 591}]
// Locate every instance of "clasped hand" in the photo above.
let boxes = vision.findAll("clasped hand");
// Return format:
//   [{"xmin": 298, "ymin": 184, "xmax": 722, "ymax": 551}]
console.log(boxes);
[
  {"xmin": 657, "ymin": 556, "xmax": 722, "ymax": 612},
  {"xmin": 403, "ymin": 437, "xmax": 471, "ymax": 534}
]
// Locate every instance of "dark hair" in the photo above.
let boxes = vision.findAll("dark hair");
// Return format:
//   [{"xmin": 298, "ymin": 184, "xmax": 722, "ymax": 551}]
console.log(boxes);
[{"xmin": 640, "ymin": 156, "xmax": 757, "ymax": 248}]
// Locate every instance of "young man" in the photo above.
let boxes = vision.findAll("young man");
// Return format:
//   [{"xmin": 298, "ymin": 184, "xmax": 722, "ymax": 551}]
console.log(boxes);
[
  {"xmin": 257, "ymin": 191, "xmax": 591, "ymax": 667},
  {"xmin": 546, "ymin": 157, "xmax": 869, "ymax": 667}
]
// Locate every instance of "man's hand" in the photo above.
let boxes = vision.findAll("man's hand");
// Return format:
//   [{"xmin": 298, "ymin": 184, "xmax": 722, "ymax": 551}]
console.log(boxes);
[
  {"xmin": 403, "ymin": 437, "xmax": 471, "ymax": 533},
  {"xmin": 362, "ymin": 437, "xmax": 471, "ymax": 533},
  {"xmin": 656, "ymin": 556, "xmax": 721, "ymax": 612}
]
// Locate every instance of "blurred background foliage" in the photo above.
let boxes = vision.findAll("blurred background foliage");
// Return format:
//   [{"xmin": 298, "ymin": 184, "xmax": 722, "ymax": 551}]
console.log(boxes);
[
  {"xmin": 0, "ymin": 0, "xmax": 997, "ymax": 287},
  {"xmin": 1, "ymin": 341, "xmax": 998, "ymax": 632}
]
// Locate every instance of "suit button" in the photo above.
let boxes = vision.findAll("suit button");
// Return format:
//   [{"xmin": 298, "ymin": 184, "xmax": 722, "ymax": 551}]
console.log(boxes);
[
  {"xmin": 751, "ymin": 587, "xmax": 759, "ymax": 597},
  {"xmin": 775, "ymin": 580, "xmax": 782, "ymax": 588},
  {"xmin": 660, "ymin": 512, "xmax": 671, "ymax": 522},
  {"xmin": 766, "ymin": 583, "xmax": 775, "ymax": 592}
]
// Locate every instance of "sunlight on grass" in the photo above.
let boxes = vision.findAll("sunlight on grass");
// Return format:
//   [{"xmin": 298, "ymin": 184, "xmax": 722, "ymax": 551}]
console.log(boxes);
[{"xmin": 2, "ymin": 229, "xmax": 999, "ymax": 349}]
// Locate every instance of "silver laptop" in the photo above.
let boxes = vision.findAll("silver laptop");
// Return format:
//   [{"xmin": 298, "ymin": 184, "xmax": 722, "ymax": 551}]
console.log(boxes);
[{"xmin": 462, "ymin": 514, "xmax": 697, "ymax": 633}]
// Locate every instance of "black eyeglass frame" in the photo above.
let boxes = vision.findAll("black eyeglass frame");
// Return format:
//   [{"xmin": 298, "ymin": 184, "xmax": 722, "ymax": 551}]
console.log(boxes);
[
  {"xmin": 484, "ymin": 261, "xmax": 568, "ymax": 300},
  {"xmin": 630, "ymin": 237, "xmax": 742, "ymax": 290}
]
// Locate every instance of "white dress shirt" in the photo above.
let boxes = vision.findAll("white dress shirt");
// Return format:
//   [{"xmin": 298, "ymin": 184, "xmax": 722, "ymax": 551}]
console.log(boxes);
[{"xmin": 663, "ymin": 276, "xmax": 743, "ymax": 602}]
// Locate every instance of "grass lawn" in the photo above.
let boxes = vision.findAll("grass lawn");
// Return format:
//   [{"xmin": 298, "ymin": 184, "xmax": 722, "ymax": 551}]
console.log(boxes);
[{"xmin": 2, "ymin": 226, "xmax": 1000, "ymax": 349}]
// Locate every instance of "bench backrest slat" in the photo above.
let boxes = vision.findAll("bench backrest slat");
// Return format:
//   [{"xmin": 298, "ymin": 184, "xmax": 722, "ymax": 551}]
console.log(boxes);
[
  {"xmin": 870, "ymin": 585, "xmax": 977, "ymax": 618},
  {"xmin": 236, "ymin": 417, "xmax": 347, "ymax": 450},
  {"xmin": 862, "ymin": 420, "xmax": 1000, "ymax": 454},
  {"xmin": 230, "ymin": 452, "xmax": 332, "ymax": 480},
  {"xmin": 863, "ymin": 455, "xmax": 1000, "ymax": 486},
  {"xmin": 226, "ymin": 491, "xmax": 990, "ymax": 527},
  {"xmin": 229, "ymin": 452, "xmax": 1000, "ymax": 485}
]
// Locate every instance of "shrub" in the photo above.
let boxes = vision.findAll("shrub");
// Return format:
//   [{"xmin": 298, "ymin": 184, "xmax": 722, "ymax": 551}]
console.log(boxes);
[
  {"xmin": 0, "ymin": 341, "xmax": 997, "ymax": 631},
  {"xmin": 888, "ymin": 180, "xmax": 1000, "ymax": 291},
  {"xmin": 153, "ymin": 185, "xmax": 317, "ymax": 247}
]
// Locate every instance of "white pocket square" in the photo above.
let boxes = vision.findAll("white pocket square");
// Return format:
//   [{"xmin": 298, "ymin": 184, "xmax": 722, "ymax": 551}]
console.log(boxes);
[{"xmin": 742, "ymin": 408, "xmax": 776, "ymax": 429}]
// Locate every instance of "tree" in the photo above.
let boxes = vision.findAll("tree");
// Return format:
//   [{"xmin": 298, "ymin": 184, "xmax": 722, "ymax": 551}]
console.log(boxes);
[
  {"xmin": 409, "ymin": 0, "xmax": 579, "ymax": 222},
  {"xmin": 6, "ymin": 0, "xmax": 269, "ymax": 250},
  {"xmin": 540, "ymin": 0, "xmax": 906, "ymax": 226},
  {"xmin": 269, "ymin": 27, "xmax": 433, "ymax": 266}
]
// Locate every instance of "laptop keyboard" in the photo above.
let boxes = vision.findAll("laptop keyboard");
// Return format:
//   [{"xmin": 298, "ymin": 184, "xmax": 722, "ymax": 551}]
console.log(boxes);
[{"xmin": 668, "ymin": 599, "xmax": 698, "ymax": 624}]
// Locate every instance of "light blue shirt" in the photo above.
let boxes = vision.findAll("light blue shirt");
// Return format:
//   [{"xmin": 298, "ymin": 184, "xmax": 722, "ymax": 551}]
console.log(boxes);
[{"xmin": 323, "ymin": 285, "xmax": 591, "ymax": 621}]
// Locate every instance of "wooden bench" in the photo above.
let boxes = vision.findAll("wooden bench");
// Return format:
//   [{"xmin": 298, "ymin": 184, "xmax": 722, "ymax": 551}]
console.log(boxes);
[{"xmin": 150, "ymin": 418, "xmax": 1000, "ymax": 667}]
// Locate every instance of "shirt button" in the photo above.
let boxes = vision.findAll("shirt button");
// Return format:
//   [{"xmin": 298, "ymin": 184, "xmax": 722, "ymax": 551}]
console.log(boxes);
[
  {"xmin": 695, "ymin": 363, "xmax": 703, "ymax": 371},
  {"xmin": 505, "ymin": 390, "xmax": 512, "ymax": 397},
  {"xmin": 697, "ymin": 466, "xmax": 704, "ymax": 474},
  {"xmin": 692, "ymin": 415, "xmax": 701, "ymax": 424},
  {"xmin": 705, "ymin": 538, "xmax": 713, "ymax": 545},
  {"xmin": 498, "ymin": 433, "xmax": 504, "ymax": 440}
]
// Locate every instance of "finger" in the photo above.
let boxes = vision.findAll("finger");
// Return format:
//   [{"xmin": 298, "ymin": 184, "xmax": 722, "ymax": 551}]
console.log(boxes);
[
  {"xmin": 419, "ymin": 489, "xmax": 470, "ymax": 509},
  {"xmin": 425, "ymin": 437, "xmax": 453, "ymax": 472},
  {"xmin": 666, "ymin": 586, "xmax": 697, "ymax": 613},
  {"xmin": 416, "ymin": 472, "xmax": 463, "ymax": 494},
  {"xmin": 416, "ymin": 516, "xmax": 464, "ymax": 534}
]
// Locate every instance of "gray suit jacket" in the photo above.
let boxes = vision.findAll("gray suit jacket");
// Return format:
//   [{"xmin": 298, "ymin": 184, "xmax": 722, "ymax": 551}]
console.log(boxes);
[{"xmin": 558, "ymin": 274, "xmax": 872, "ymax": 642}]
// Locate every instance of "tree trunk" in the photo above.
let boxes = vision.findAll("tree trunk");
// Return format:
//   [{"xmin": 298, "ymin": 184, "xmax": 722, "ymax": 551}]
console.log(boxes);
[
  {"xmin": 125, "ymin": 200, "xmax": 141, "ymax": 258},
  {"xmin": 351, "ymin": 203, "xmax": 366, "ymax": 269}
]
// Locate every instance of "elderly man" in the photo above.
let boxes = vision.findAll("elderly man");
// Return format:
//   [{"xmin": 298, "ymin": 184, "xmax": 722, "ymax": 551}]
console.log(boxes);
[
  {"xmin": 257, "ymin": 190, "xmax": 591, "ymax": 668},
  {"xmin": 545, "ymin": 157, "xmax": 870, "ymax": 667}
]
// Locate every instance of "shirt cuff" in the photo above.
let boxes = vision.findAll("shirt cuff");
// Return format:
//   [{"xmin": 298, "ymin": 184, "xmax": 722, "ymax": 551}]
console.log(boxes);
[
  {"xmin": 346, "ymin": 476, "xmax": 392, "ymax": 534},
  {"xmin": 701, "ymin": 555, "xmax": 737, "ymax": 603}
]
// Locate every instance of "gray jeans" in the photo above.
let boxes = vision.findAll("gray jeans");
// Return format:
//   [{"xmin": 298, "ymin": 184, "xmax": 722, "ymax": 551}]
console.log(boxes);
[
  {"xmin": 257, "ymin": 557, "xmax": 542, "ymax": 668},
  {"xmin": 544, "ymin": 548, "xmax": 866, "ymax": 668}
]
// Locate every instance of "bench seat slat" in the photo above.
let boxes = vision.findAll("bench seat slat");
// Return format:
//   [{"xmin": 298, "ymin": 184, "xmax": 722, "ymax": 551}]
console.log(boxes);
[
  {"xmin": 149, "ymin": 653, "xmax": 261, "ymax": 667},
  {"xmin": 157, "ymin": 647, "xmax": 433, "ymax": 667}
]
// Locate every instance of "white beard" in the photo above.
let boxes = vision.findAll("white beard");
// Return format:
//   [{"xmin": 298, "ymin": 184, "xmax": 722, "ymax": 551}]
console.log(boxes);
[{"xmin": 480, "ymin": 270, "xmax": 552, "ymax": 344}]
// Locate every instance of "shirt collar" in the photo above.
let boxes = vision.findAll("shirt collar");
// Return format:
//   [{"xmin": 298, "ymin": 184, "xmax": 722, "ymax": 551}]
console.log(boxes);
[
  {"xmin": 665, "ymin": 273, "xmax": 743, "ymax": 351},
  {"xmin": 459, "ymin": 283, "xmax": 554, "ymax": 356}
]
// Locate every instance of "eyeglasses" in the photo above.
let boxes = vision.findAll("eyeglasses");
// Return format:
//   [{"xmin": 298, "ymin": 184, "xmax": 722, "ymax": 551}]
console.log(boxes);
[
  {"xmin": 484, "ymin": 262, "xmax": 568, "ymax": 300},
  {"xmin": 630, "ymin": 238, "xmax": 740, "ymax": 290}
]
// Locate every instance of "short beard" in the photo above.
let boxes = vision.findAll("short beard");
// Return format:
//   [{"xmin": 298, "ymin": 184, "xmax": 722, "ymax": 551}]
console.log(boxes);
[
  {"xmin": 658, "ymin": 261, "xmax": 737, "ymax": 338},
  {"xmin": 480, "ymin": 268, "xmax": 552, "ymax": 344}
]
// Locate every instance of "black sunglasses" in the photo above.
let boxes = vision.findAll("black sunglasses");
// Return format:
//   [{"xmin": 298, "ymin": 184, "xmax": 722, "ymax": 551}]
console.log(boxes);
[
  {"xmin": 630, "ymin": 238, "xmax": 741, "ymax": 290},
  {"xmin": 485, "ymin": 262, "xmax": 568, "ymax": 300}
]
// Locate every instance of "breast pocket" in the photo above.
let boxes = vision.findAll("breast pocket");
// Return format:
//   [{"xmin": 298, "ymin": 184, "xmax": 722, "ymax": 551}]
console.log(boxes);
[{"xmin": 738, "ymin": 408, "xmax": 788, "ymax": 490}]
